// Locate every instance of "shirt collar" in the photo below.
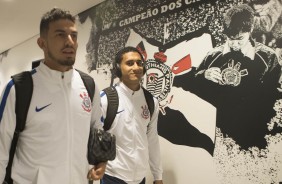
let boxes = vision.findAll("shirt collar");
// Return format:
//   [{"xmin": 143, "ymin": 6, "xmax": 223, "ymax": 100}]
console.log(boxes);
[
  {"xmin": 119, "ymin": 81, "xmax": 142, "ymax": 96},
  {"xmin": 222, "ymin": 40, "xmax": 255, "ymax": 60},
  {"xmin": 39, "ymin": 62, "xmax": 74, "ymax": 82}
]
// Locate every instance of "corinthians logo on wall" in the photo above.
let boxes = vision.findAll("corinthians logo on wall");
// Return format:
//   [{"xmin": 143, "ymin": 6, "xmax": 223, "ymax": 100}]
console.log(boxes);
[{"xmin": 144, "ymin": 59, "xmax": 173, "ymax": 114}]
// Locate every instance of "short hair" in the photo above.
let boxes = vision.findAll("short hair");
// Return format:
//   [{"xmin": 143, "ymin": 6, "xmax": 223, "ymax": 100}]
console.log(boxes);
[
  {"xmin": 115, "ymin": 46, "xmax": 144, "ymax": 65},
  {"xmin": 223, "ymin": 4, "xmax": 255, "ymax": 37},
  {"xmin": 114, "ymin": 46, "xmax": 145, "ymax": 78},
  {"xmin": 39, "ymin": 8, "xmax": 76, "ymax": 37}
]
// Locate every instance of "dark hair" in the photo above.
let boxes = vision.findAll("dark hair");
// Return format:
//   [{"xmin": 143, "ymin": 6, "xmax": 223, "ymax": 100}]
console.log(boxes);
[
  {"xmin": 223, "ymin": 4, "xmax": 254, "ymax": 37},
  {"xmin": 249, "ymin": 0, "xmax": 269, "ymax": 6},
  {"xmin": 114, "ymin": 46, "xmax": 145, "ymax": 78},
  {"xmin": 39, "ymin": 8, "xmax": 76, "ymax": 37},
  {"xmin": 276, "ymin": 38, "xmax": 282, "ymax": 48}
]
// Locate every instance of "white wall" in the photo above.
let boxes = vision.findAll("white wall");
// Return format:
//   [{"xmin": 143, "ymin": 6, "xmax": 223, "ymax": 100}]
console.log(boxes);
[{"xmin": 0, "ymin": 35, "xmax": 41, "ymax": 93}]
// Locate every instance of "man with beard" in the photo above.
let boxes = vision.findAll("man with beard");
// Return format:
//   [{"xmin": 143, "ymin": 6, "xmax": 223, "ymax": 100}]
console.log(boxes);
[
  {"xmin": 174, "ymin": 4, "xmax": 281, "ymax": 150},
  {"xmin": 0, "ymin": 8, "xmax": 106, "ymax": 183}
]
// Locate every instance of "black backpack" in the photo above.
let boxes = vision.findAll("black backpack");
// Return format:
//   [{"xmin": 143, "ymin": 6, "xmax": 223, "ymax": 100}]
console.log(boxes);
[
  {"xmin": 102, "ymin": 86, "xmax": 155, "ymax": 131},
  {"xmin": 4, "ymin": 69, "xmax": 95, "ymax": 184}
]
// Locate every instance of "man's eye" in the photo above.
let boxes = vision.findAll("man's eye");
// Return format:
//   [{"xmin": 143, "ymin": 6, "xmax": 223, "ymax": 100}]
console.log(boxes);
[
  {"xmin": 126, "ymin": 60, "xmax": 143, "ymax": 66},
  {"xmin": 57, "ymin": 33, "xmax": 66, "ymax": 38},
  {"xmin": 71, "ymin": 34, "xmax": 78, "ymax": 40},
  {"xmin": 136, "ymin": 61, "xmax": 143, "ymax": 66},
  {"xmin": 127, "ymin": 61, "xmax": 134, "ymax": 66}
]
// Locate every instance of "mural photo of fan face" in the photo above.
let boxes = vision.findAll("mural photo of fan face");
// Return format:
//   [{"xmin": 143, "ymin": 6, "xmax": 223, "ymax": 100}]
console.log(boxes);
[{"xmin": 79, "ymin": 0, "xmax": 282, "ymax": 183}]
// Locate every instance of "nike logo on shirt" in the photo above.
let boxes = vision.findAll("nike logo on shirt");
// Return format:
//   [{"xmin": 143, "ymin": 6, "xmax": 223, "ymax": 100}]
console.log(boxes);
[{"xmin": 35, "ymin": 103, "xmax": 52, "ymax": 112}]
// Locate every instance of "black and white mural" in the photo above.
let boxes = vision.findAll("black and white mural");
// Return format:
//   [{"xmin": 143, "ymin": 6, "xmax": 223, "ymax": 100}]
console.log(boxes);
[{"xmin": 78, "ymin": 0, "xmax": 282, "ymax": 183}]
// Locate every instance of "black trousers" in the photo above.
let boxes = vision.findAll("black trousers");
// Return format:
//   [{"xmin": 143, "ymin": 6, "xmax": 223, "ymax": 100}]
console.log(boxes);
[{"xmin": 100, "ymin": 174, "xmax": 145, "ymax": 184}]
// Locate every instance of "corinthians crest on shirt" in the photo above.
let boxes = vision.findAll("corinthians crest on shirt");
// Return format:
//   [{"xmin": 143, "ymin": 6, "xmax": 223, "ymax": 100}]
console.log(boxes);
[
  {"xmin": 80, "ymin": 91, "xmax": 92, "ymax": 112},
  {"xmin": 141, "ymin": 105, "xmax": 150, "ymax": 119}
]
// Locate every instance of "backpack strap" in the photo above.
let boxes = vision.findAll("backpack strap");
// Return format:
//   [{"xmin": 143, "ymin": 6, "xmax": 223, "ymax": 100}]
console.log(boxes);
[
  {"xmin": 142, "ymin": 87, "xmax": 155, "ymax": 121},
  {"xmin": 76, "ymin": 70, "xmax": 95, "ymax": 102},
  {"xmin": 102, "ymin": 87, "xmax": 119, "ymax": 131},
  {"xmin": 4, "ymin": 70, "xmax": 95, "ymax": 184},
  {"xmin": 102, "ymin": 86, "xmax": 155, "ymax": 131},
  {"xmin": 5, "ymin": 71, "xmax": 33, "ymax": 184}
]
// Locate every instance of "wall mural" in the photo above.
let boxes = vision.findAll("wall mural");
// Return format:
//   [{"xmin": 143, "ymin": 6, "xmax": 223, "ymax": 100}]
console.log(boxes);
[{"xmin": 79, "ymin": 0, "xmax": 282, "ymax": 183}]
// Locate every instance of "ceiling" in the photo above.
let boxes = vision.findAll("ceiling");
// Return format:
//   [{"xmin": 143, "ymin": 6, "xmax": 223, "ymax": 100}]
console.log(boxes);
[{"xmin": 0, "ymin": 0, "xmax": 105, "ymax": 54}]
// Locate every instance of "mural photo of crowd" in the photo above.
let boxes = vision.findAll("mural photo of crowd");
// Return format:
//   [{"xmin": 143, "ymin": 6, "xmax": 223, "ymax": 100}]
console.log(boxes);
[{"xmin": 78, "ymin": 0, "xmax": 282, "ymax": 183}]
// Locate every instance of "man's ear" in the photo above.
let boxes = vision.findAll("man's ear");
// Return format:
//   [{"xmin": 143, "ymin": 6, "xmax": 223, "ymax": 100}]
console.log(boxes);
[{"xmin": 37, "ymin": 37, "xmax": 46, "ymax": 50}]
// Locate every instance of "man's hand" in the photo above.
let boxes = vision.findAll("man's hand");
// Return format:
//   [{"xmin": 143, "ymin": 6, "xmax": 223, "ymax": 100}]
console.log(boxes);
[
  {"xmin": 87, "ymin": 162, "xmax": 107, "ymax": 181},
  {"xmin": 204, "ymin": 67, "xmax": 223, "ymax": 84}
]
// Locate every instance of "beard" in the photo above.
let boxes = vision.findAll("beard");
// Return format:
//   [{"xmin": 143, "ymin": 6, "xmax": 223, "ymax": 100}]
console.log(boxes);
[{"xmin": 48, "ymin": 50, "xmax": 75, "ymax": 67}]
